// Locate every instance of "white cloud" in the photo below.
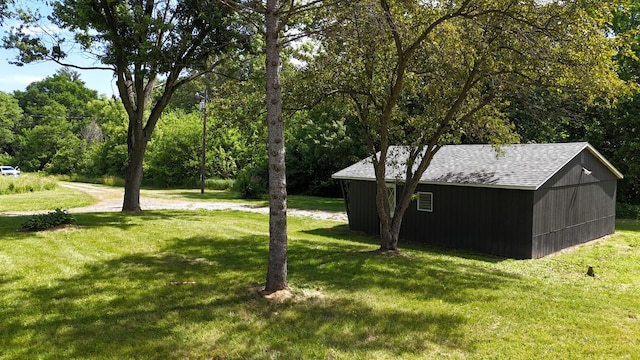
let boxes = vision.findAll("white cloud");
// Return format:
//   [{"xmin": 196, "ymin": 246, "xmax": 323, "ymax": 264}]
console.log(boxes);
[{"xmin": 2, "ymin": 74, "xmax": 44, "ymax": 84}]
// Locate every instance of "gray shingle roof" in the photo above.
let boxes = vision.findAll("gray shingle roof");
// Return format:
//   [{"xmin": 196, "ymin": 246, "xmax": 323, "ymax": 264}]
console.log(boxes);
[{"xmin": 332, "ymin": 142, "xmax": 623, "ymax": 190}]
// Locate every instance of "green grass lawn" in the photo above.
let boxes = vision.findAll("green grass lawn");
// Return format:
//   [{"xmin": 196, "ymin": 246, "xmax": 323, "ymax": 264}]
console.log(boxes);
[
  {"xmin": 0, "ymin": 184, "xmax": 95, "ymax": 212},
  {"xmin": 1, "ymin": 209, "xmax": 638, "ymax": 359}
]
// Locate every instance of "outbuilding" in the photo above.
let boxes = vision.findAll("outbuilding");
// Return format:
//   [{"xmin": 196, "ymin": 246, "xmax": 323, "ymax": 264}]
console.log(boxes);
[{"xmin": 332, "ymin": 142, "xmax": 623, "ymax": 259}]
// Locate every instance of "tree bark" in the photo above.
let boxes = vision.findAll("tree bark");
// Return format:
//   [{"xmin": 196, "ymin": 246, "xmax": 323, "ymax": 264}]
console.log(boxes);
[
  {"xmin": 118, "ymin": 74, "xmax": 171, "ymax": 213},
  {"xmin": 122, "ymin": 116, "xmax": 148, "ymax": 212},
  {"xmin": 376, "ymin": 177, "xmax": 397, "ymax": 251},
  {"xmin": 263, "ymin": 0, "xmax": 288, "ymax": 294}
]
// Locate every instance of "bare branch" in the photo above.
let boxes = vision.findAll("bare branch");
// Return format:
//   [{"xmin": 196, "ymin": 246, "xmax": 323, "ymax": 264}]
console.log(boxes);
[{"xmin": 40, "ymin": 56, "xmax": 114, "ymax": 71}]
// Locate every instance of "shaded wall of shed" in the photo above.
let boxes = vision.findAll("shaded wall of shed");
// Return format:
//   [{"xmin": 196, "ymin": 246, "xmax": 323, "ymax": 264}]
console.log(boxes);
[
  {"xmin": 343, "ymin": 180, "xmax": 535, "ymax": 258},
  {"xmin": 344, "ymin": 180, "xmax": 380, "ymax": 235},
  {"xmin": 531, "ymin": 149, "xmax": 618, "ymax": 258},
  {"xmin": 401, "ymin": 184, "xmax": 534, "ymax": 259}
]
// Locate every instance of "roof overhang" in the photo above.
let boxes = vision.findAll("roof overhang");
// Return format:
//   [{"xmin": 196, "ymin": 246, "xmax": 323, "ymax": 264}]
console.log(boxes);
[{"xmin": 332, "ymin": 175, "xmax": 538, "ymax": 191}]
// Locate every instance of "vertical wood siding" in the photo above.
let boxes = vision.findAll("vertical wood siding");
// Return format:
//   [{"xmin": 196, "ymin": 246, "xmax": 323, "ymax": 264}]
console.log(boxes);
[
  {"xmin": 531, "ymin": 150, "xmax": 618, "ymax": 258},
  {"xmin": 400, "ymin": 184, "xmax": 534, "ymax": 259},
  {"xmin": 345, "ymin": 180, "xmax": 380, "ymax": 235}
]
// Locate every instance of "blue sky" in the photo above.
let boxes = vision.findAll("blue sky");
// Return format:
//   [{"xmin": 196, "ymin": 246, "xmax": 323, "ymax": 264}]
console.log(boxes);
[
  {"xmin": 0, "ymin": 48, "xmax": 118, "ymax": 97},
  {"xmin": 0, "ymin": 1, "xmax": 117, "ymax": 97}
]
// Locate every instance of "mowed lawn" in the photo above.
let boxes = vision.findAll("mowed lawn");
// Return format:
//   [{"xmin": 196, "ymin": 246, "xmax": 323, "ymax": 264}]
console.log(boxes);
[{"xmin": 1, "ymin": 191, "xmax": 639, "ymax": 358}]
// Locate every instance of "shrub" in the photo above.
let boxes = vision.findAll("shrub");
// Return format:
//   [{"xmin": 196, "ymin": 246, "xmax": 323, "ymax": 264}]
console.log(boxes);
[
  {"xmin": 0, "ymin": 152, "xmax": 14, "ymax": 166},
  {"xmin": 21, "ymin": 208, "xmax": 76, "ymax": 231},
  {"xmin": 205, "ymin": 178, "xmax": 234, "ymax": 190},
  {"xmin": 617, "ymin": 203, "xmax": 640, "ymax": 220},
  {"xmin": 233, "ymin": 166, "xmax": 267, "ymax": 199}
]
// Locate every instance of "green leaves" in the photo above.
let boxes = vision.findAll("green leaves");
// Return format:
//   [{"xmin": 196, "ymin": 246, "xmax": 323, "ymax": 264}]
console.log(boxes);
[
  {"xmin": 20, "ymin": 208, "xmax": 76, "ymax": 231},
  {"xmin": 304, "ymin": 0, "xmax": 622, "ymax": 151}
]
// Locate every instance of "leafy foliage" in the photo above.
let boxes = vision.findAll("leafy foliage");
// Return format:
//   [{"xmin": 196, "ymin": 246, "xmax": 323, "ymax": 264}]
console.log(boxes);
[
  {"xmin": 144, "ymin": 110, "xmax": 202, "ymax": 188},
  {"xmin": 20, "ymin": 208, "xmax": 75, "ymax": 231},
  {"xmin": 0, "ymin": 0, "xmax": 10, "ymax": 25},
  {"xmin": 204, "ymin": 178, "xmax": 234, "ymax": 191},
  {"xmin": 286, "ymin": 103, "xmax": 368, "ymax": 197},
  {"xmin": 1, "ymin": 0, "xmax": 637, "ymax": 211},
  {"xmin": 505, "ymin": 1, "xmax": 640, "ymax": 205},
  {"xmin": 82, "ymin": 98, "xmax": 129, "ymax": 177},
  {"xmin": 13, "ymin": 70, "xmax": 98, "ymax": 129},
  {"xmin": 617, "ymin": 202, "xmax": 640, "ymax": 219},
  {"xmin": 144, "ymin": 107, "xmax": 260, "ymax": 188},
  {"xmin": 9, "ymin": 72, "xmax": 100, "ymax": 172},
  {"xmin": 0, "ymin": 91, "xmax": 23, "ymax": 157}
]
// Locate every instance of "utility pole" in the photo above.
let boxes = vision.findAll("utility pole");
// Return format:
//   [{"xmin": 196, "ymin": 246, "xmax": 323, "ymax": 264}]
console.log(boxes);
[{"xmin": 196, "ymin": 90, "xmax": 208, "ymax": 194}]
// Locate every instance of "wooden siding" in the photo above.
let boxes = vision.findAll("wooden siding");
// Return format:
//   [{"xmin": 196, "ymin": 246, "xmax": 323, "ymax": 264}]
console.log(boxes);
[
  {"xmin": 343, "ymin": 180, "xmax": 380, "ymax": 235},
  {"xmin": 401, "ymin": 184, "xmax": 534, "ymax": 259},
  {"xmin": 532, "ymin": 180, "xmax": 617, "ymax": 258},
  {"xmin": 531, "ymin": 149, "xmax": 618, "ymax": 258}
]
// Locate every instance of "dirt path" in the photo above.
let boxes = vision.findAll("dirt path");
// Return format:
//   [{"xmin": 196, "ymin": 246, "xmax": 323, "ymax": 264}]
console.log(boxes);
[{"xmin": 53, "ymin": 182, "xmax": 348, "ymax": 222}]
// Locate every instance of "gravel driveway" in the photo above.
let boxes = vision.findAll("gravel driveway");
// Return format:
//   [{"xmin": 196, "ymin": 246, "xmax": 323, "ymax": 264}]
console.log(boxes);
[{"xmin": 47, "ymin": 182, "xmax": 348, "ymax": 222}]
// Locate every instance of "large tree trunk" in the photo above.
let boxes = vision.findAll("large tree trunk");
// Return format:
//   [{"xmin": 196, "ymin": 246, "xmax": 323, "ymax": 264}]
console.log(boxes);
[
  {"xmin": 376, "ymin": 178, "xmax": 398, "ymax": 251},
  {"xmin": 263, "ymin": 0, "xmax": 288, "ymax": 294},
  {"xmin": 122, "ymin": 117, "xmax": 148, "ymax": 212}
]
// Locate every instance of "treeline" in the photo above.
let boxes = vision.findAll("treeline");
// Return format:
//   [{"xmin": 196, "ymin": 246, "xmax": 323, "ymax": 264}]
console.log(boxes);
[{"xmin": 0, "ymin": 68, "xmax": 368, "ymax": 197}]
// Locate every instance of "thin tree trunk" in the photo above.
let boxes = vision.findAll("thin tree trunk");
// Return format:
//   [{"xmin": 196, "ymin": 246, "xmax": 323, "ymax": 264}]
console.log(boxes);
[
  {"xmin": 377, "ymin": 149, "xmax": 438, "ymax": 251},
  {"xmin": 264, "ymin": 0, "xmax": 288, "ymax": 294}
]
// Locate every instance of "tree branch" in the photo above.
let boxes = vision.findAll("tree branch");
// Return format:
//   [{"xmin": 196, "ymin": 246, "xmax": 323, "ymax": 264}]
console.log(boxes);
[
  {"xmin": 379, "ymin": 0, "xmax": 403, "ymax": 56},
  {"xmin": 39, "ymin": 56, "xmax": 114, "ymax": 71}
]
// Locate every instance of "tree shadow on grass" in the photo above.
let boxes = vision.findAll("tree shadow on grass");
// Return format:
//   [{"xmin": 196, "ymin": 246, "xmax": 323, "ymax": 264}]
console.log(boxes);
[
  {"xmin": 0, "ymin": 216, "xmax": 28, "ymax": 240},
  {"xmin": 0, "ymin": 234, "xmax": 267, "ymax": 359},
  {"xmin": 302, "ymin": 224, "xmax": 509, "ymax": 263},
  {"xmin": 1, "ymin": 225, "xmax": 522, "ymax": 359},
  {"xmin": 0, "ymin": 212, "xmax": 143, "ymax": 241},
  {"xmin": 288, "ymin": 240, "xmax": 523, "ymax": 306},
  {"xmin": 73, "ymin": 210, "xmax": 233, "ymax": 232}
]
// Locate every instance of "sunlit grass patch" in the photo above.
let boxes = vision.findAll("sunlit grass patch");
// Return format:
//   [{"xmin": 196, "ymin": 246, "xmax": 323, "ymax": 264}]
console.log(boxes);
[
  {"xmin": 56, "ymin": 174, "xmax": 126, "ymax": 187},
  {"xmin": 0, "ymin": 183, "xmax": 94, "ymax": 212},
  {"xmin": 140, "ymin": 188, "xmax": 345, "ymax": 212},
  {"xmin": 0, "ymin": 173, "xmax": 58, "ymax": 195}
]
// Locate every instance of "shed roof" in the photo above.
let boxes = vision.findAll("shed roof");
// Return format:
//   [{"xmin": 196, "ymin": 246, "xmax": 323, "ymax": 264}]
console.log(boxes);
[{"xmin": 332, "ymin": 142, "xmax": 623, "ymax": 190}]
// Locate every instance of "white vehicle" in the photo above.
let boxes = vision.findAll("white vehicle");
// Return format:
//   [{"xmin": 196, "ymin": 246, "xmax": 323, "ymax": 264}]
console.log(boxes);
[{"xmin": 0, "ymin": 166, "xmax": 20, "ymax": 177}]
